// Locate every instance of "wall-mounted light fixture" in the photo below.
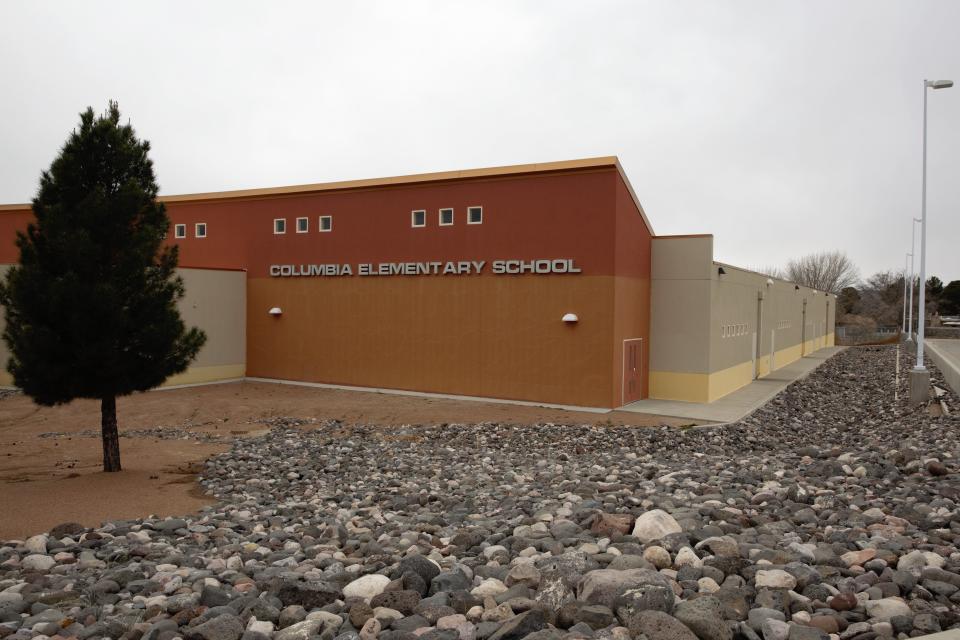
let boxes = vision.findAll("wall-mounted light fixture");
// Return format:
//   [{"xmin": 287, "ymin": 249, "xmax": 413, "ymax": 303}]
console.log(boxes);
[
  {"xmin": 269, "ymin": 307, "xmax": 282, "ymax": 316},
  {"xmin": 562, "ymin": 313, "xmax": 579, "ymax": 323},
  {"xmin": 766, "ymin": 278, "xmax": 774, "ymax": 286},
  {"xmin": 718, "ymin": 267, "xmax": 726, "ymax": 275}
]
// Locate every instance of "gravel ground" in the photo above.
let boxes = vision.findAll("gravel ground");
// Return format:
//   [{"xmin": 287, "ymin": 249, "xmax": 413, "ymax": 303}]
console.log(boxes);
[{"xmin": 1, "ymin": 345, "xmax": 959, "ymax": 640}]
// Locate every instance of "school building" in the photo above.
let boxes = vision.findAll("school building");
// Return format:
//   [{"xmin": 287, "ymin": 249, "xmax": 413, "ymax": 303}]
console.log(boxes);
[{"xmin": 0, "ymin": 157, "xmax": 835, "ymax": 408}]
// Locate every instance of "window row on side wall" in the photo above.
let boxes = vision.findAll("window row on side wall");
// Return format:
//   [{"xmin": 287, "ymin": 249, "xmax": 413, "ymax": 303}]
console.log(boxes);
[
  {"xmin": 412, "ymin": 206, "xmax": 483, "ymax": 228},
  {"xmin": 273, "ymin": 216, "xmax": 333, "ymax": 234},
  {"xmin": 721, "ymin": 324, "xmax": 747, "ymax": 338},
  {"xmin": 174, "ymin": 223, "xmax": 206, "ymax": 239},
  {"xmin": 722, "ymin": 320, "xmax": 795, "ymax": 338}
]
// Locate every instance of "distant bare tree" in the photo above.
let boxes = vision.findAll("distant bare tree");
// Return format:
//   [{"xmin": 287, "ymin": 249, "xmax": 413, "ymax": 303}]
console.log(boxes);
[
  {"xmin": 857, "ymin": 271, "xmax": 903, "ymax": 327},
  {"xmin": 784, "ymin": 251, "xmax": 860, "ymax": 294},
  {"xmin": 750, "ymin": 265, "xmax": 785, "ymax": 279}
]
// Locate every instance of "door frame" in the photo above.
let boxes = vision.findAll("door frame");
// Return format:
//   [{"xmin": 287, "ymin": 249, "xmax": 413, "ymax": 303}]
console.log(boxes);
[{"xmin": 621, "ymin": 338, "xmax": 644, "ymax": 406}]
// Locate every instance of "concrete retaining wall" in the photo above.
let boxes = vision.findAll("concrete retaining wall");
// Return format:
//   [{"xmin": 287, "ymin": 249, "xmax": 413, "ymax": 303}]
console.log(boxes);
[{"xmin": 926, "ymin": 339, "xmax": 960, "ymax": 398}]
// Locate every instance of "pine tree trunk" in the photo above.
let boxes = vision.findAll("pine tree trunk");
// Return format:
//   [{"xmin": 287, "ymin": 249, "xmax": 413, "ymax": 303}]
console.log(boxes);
[{"xmin": 101, "ymin": 395, "xmax": 122, "ymax": 472}]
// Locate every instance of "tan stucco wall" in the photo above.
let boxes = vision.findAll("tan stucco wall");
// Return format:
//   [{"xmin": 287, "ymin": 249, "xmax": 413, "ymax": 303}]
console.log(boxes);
[
  {"xmin": 649, "ymin": 236, "xmax": 714, "ymax": 375},
  {"xmin": 707, "ymin": 264, "xmax": 834, "ymax": 399},
  {"xmin": 648, "ymin": 239, "xmax": 837, "ymax": 403},
  {"xmin": 0, "ymin": 265, "xmax": 245, "ymax": 388}
]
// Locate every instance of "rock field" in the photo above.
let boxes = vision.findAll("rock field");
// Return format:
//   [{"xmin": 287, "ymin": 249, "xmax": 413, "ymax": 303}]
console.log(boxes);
[{"xmin": 2, "ymin": 345, "xmax": 959, "ymax": 640}]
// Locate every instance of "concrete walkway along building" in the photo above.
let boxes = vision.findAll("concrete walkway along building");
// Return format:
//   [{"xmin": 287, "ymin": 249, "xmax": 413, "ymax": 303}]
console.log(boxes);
[{"xmin": 0, "ymin": 157, "xmax": 835, "ymax": 409}]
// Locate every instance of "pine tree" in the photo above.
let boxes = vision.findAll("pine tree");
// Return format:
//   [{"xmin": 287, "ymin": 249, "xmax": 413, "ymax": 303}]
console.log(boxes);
[{"xmin": 0, "ymin": 102, "xmax": 206, "ymax": 472}]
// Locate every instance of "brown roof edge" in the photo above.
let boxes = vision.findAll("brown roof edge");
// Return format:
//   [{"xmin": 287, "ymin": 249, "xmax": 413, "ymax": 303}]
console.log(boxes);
[
  {"xmin": 610, "ymin": 158, "xmax": 655, "ymax": 236},
  {"xmin": 1, "ymin": 157, "xmax": 658, "ymax": 234},
  {"xmin": 178, "ymin": 265, "xmax": 248, "ymax": 273},
  {"xmin": 157, "ymin": 156, "xmax": 622, "ymax": 204}
]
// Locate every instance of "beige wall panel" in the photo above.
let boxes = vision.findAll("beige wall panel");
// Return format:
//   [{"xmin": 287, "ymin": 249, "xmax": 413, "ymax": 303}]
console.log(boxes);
[
  {"xmin": 247, "ymin": 274, "xmax": 615, "ymax": 408},
  {"xmin": 651, "ymin": 236, "xmax": 714, "ymax": 280},
  {"xmin": 649, "ymin": 278, "xmax": 712, "ymax": 374},
  {"xmin": 709, "ymin": 264, "xmax": 836, "ymax": 376},
  {"xmin": 0, "ymin": 265, "xmax": 245, "ymax": 389},
  {"xmin": 177, "ymin": 268, "xmax": 247, "ymax": 370},
  {"xmin": 709, "ymin": 271, "xmax": 764, "ymax": 375},
  {"xmin": 649, "ymin": 237, "xmax": 714, "ymax": 376}
]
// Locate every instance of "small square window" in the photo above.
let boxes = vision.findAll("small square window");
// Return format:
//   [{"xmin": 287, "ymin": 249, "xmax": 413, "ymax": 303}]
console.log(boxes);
[
  {"xmin": 174, "ymin": 224, "xmax": 186, "ymax": 239},
  {"xmin": 195, "ymin": 222, "xmax": 207, "ymax": 238},
  {"xmin": 296, "ymin": 217, "xmax": 308, "ymax": 233},
  {"xmin": 467, "ymin": 206, "xmax": 482, "ymax": 224},
  {"xmin": 319, "ymin": 215, "xmax": 332, "ymax": 232},
  {"xmin": 439, "ymin": 208, "xmax": 454, "ymax": 226},
  {"xmin": 274, "ymin": 218, "xmax": 286, "ymax": 234},
  {"xmin": 411, "ymin": 210, "xmax": 426, "ymax": 228}
]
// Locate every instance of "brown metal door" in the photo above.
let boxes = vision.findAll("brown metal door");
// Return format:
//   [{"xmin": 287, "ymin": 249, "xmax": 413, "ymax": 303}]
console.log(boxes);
[{"xmin": 622, "ymin": 339, "xmax": 643, "ymax": 405}]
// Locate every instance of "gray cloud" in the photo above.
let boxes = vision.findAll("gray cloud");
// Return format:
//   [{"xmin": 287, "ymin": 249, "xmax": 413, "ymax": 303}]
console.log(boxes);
[{"xmin": 1, "ymin": 0, "xmax": 957, "ymax": 281}]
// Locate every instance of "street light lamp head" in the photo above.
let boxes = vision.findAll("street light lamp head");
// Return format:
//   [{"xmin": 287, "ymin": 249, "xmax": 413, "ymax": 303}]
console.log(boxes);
[{"xmin": 926, "ymin": 79, "xmax": 954, "ymax": 89}]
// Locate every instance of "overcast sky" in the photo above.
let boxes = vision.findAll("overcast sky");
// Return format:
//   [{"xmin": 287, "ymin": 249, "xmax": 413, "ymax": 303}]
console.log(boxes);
[{"xmin": 1, "ymin": 1, "xmax": 957, "ymax": 282}]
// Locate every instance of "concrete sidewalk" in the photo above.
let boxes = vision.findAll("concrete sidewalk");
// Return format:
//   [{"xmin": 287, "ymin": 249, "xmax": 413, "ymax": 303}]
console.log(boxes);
[
  {"xmin": 621, "ymin": 346, "xmax": 845, "ymax": 424},
  {"xmin": 926, "ymin": 339, "xmax": 960, "ymax": 397}
]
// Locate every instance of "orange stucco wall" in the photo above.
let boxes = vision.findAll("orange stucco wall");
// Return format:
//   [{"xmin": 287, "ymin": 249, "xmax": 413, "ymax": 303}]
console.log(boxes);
[
  {"xmin": 612, "ymin": 176, "xmax": 652, "ymax": 404},
  {"xmin": 247, "ymin": 274, "xmax": 616, "ymax": 407},
  {"xmin": 165, "ymin": 169, "xmax": 620, "ymax": 278},
  {"xmin": 0, "ymin": 210, "xmax": 31, "ymax": 263}
]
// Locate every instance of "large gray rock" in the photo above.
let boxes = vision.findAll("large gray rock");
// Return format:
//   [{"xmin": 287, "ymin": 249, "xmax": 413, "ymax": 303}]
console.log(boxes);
[
  {"xmin": 534, "ymin": 573, "xmax": 575, "ymax": 610},
  {"xmin": 399, "ymin": 554, "xmax": 441, "ymax": 583},
  {"xmin": 185, "ymin": 614, "xmax": 244, "ymax": 640},
  {"xmin": 788, "ymin": 625, "xmax": 827, "ymax": 640},
  {"xmin": 578, "ymin": 568, "xmax": 673, "ymax": 609},
  {"xmin": 862, "ymin": 597, "xmax": 912, "ymax": 621},
  {"xmin": 754, "ymin": 570, "xmax": 796, "ymax": 590},
  {"xmin": 431, "ymin": 571, "xmax": 472, "ymax": 595},
  {"xmin": 761, "ymin": 619, "xmax": 790, "ymax": 640},
  {"xmin": 612, "ymin": 575, "xmax": 676, "ymax": 626},
  {"xmin": 274, "ymin": 620, "xmax": 323, "ymax": 640},
  {"xmin": 20, "ymin": 555, "xmax": 56, "ymax": 572},
  {"xmin": 672, "ymin": 597, "xmax": 731, "ymax": 640},
  {"xmin": 625, "ymin": 611, "xmax": 698, "ymax": 640},
  {"xmin": 747, "ymin": 608, "xmax": 784, "ymax": 632},
  {"xmin": 275, "ymin": 581, "xmax": 341, "ymax": 609},
  {"xmin": 487, "ymin": 610, "xmax": 547, "ymax": 640},
  {"xmin": 154, "ymin": 518, "xmax": 188, "ymax": 532},
  {"xmin": 23, "ymin": 534, "xmax": 48, "ymax": 554},
  {"xmin": 632, "ymin": 510, "xmax": 682, "ymax": 543},
  {"xmin": 343, "ymin": 574, "xmax": 391, "ymax": 602},
  {"xmin": 371, "ymin": 590, "xmax": 421, "ymax": 615}
]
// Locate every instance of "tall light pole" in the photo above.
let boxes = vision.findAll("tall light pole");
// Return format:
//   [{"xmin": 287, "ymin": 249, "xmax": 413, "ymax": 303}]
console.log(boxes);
[
  {"xmin": 910, "ymin": 78, "xmax": 953, "ymax": 406},
  {"xmin": 907, "ymin": 217, "xmax": 921, "ymax": 343},
  {"xmin": 902, "ymin": 252, "xmax": 911, "ymax": 335}
]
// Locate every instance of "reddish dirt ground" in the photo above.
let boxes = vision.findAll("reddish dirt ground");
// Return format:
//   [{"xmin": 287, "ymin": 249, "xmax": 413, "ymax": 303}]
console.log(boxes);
[{"xmin": 0, "ymin": 381, "xmax": 687, "ymax": 540}]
